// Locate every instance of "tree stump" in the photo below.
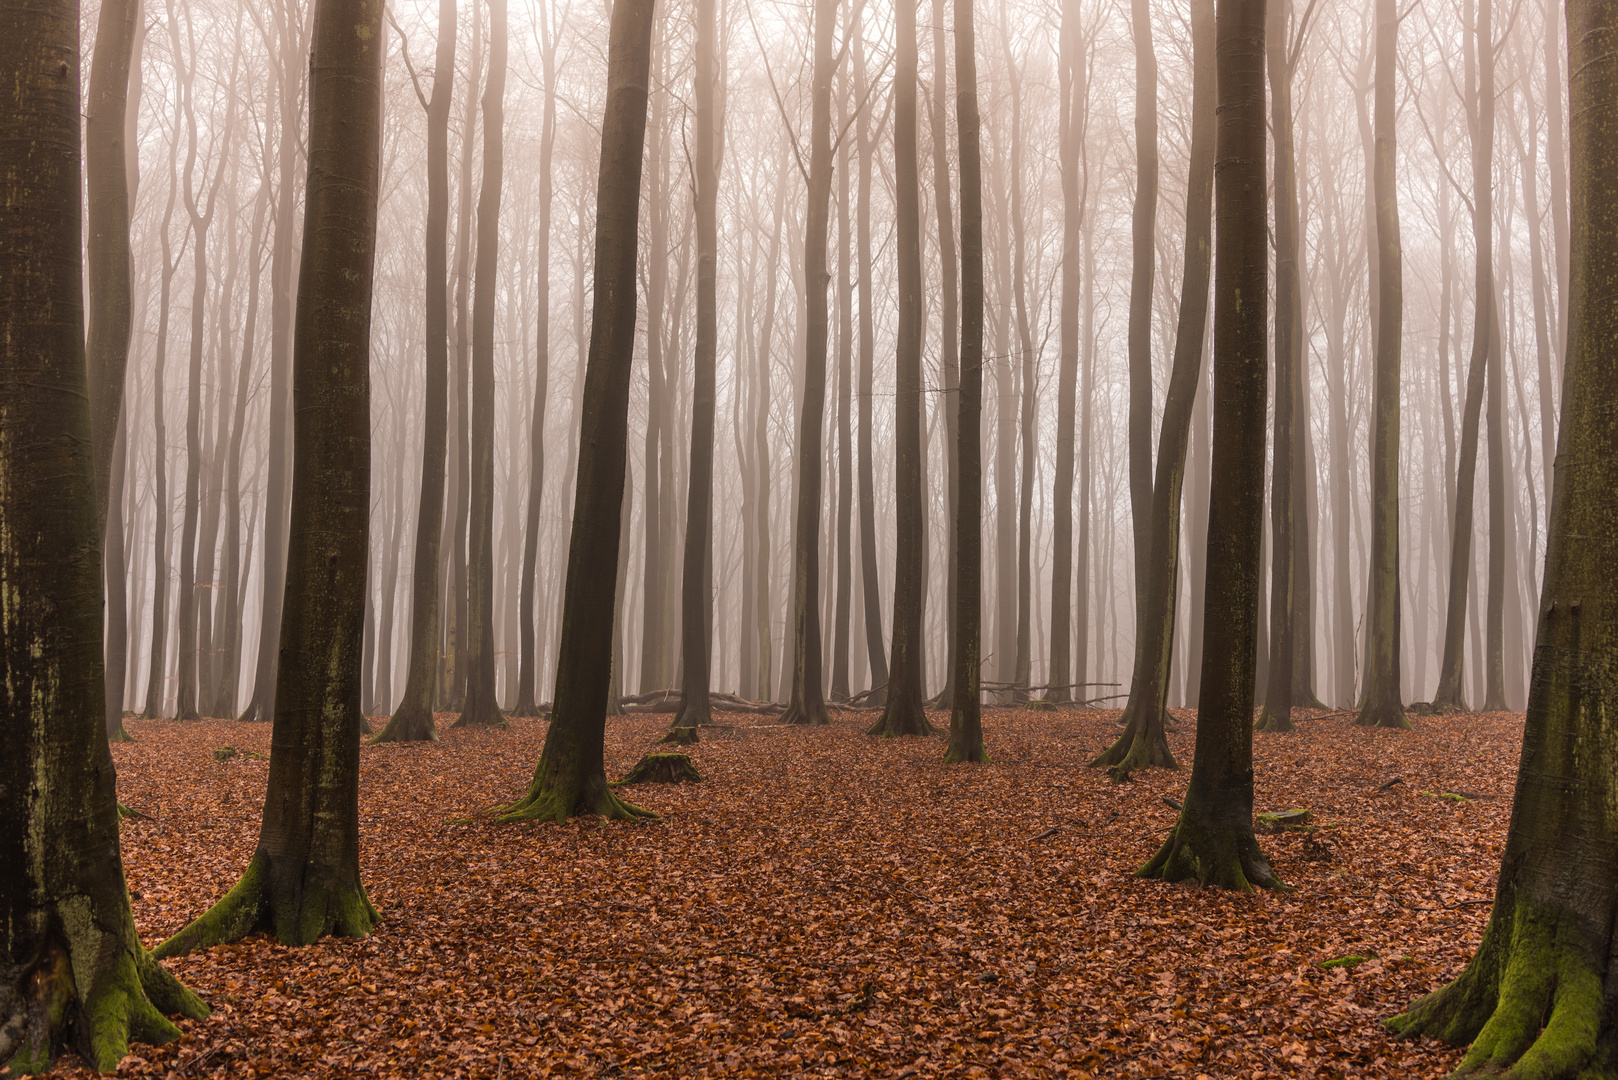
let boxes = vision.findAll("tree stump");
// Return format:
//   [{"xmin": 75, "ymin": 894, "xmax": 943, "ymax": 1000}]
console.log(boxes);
[{"xmin": 616, "ymin": 753, "xmax": 701, "ymax": 785}]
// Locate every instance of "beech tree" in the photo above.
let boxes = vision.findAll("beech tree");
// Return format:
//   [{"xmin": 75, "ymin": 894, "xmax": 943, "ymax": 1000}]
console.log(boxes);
[
  {"xmin": 1140, "ymin": 0, "xmax": 1280, "ymax": 891},
  {"xmin": 1387, "ymin": 0, "xmax": 1618, "ymax": 1063},
  {"xmin": 499, "ymin": 0, "xmax": 658, "ymax": 823},
  {"xmin": 154, "ymin": 0, "xmax": 387, "ymax": 953},
  {"xmin": 376, "ymin": 0, "xmax": 456, "ymax": 744},
  {"xmin": 0, "ymin": 0, "xmax": 207, "ymax": 1063}
]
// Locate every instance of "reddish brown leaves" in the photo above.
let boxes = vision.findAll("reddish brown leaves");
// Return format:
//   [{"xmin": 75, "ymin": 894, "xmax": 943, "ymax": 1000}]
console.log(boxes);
[{"xmin": 47, "ymin": 707, "xmax": 1520, "ymax": 1078}]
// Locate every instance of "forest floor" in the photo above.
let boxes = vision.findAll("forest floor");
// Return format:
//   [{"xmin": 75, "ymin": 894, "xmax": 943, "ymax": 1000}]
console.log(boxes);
[{"xmin": 50, "ymin": 705, "xmax": 1521, "ymax": 1079}]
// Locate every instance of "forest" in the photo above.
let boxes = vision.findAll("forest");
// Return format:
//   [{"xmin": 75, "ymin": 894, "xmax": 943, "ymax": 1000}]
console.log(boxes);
[{"xmin": 2, "ymin": 0, "xmax": 1617, "ymax": 1068}]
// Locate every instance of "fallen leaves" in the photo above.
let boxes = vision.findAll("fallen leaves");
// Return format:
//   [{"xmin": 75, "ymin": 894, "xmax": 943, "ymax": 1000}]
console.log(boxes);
[{"xmin": 36, "ymin": 706, "xmax": 1524, "ymax": 1078}]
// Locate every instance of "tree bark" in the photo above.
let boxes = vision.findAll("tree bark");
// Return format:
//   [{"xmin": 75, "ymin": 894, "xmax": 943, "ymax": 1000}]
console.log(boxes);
[
  {"xmin": 1094, "ymin": 0, "xmax": 1212, "ymax": 770},
  {"xmin": 1125, "ymin": 0, "xmax": 1159, "ymax": 652},
  {"xmin": 854, "ymin": 14, "xmax": 888, "ymax": 705},
  {"xmin": 946, "ymin": 0, "xmax": 987, "ymax": 764},
  {"xmin": 375, "ymin": 0, "xmax": 455, "ymax": 743},
  {"xmin": 1354, "ymin": 0, "xmax": 1409, "ymax": 729},
  {"xmin": 155, "ymin": 0, "xmax": 385, "ymax": 954},
  {"xmin": 0, "ymin": 0, "xmax": 208, "ymax": 1060},
  {"xmin": 1387, "ymin": 8, "xmax": 1618, "ymax": 1063},
  {"xmin": 454, "ymin": 0, "xmax": 508, "ymax": 730},
  {"xmin": 501, "ymin": 0, "xmax": 658, "ymax": 823},
  {"xmin": 780, "ymin": 0, "xmax": 838, "ymax": 727},
  {"xmin": 1139, "ymin": 0, "xmax": 1279, "ymax": 891},
  {"xmin": 872, "ymin": 0, "xmax": 933, "ymax": 738},
  {"xmin": 671, "ymin": 0, "xmax": 721, "ymax": 736}
]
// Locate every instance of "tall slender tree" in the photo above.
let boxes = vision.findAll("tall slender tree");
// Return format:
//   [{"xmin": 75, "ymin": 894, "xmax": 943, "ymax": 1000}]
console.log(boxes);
[
  {"xmin": 455, "ymin": 0, "xmax": 508, "ymax": 729},
  {"xmin": 499, "ymin": 0, "xmax": 659, "ymax": 822},
  {"xmin": 155, "ymin": 0, "xmax": 386, "ymax": 953},
  {"xmin": 670, "ymin": 0, "xmax": 722, "ymax": 739},
  {"xmin": 1387, "ymin": 1, "xmax": 1618, "ymax": 1061},
  {"xmin": 946, "ymin": 0, "xmax": 988, "ymax": 765},
  {"xmin": 1139, "ymin": 0, "xmax": 1279, "ymax": 891},
  {"xmin": 0, "ymin": 0, "xmax": 207, "ymax": 1060},
  {"xmin": 1354, "ymin": 0, "xmax": 1408, "ymax": 729},
  {"xmin": 872, "ymin": 0, "xmax": 933, "ymax": 738},
  {"xmin": 854, "ymin": 10, "xmax": 888, "ymax": 705},
  {"xmin": 376, "ymin": 0, "xmax": 456, "ymax": 743},
  {"xmin": 780, "ymin": 0, "xmax": 839, "ymax": 727},
  {"xmin": 1125, "ymin": 0, "xmax": 1159, "ymax": 636},
  {"xmin": 1093, "ymin": 0, "xmax": 1214, "ymax": 772}
]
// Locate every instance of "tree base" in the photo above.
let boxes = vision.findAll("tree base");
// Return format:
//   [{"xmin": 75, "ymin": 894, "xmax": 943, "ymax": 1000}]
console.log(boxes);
[
  {"xmin": 1353, "ymin": 702, "xmax": 1413, "ymax": 729},
  {"xmin": 371, "ymin": 704, "xmax": 440, "ymax": 743},
  {"xmin": 1387, "ymin": 901, "xmax": 1607, "ymax": 1079},
  {"xmin": 235, "ymin": 698, "xmax": 270, "ymax": 723},
  {"xmin": 780, "ymin": 699, "xmax": 830, "ymax": 726},
  {"xmin": 107, "ymin": 717, "xmax": 136, "ymax": 743},
  {"xmin": 672, "ymin": 699, "xmax": 713, "ymax": 730},
  {"xmin": 1139, "ymin": 806, "xmax": 1282, "ymax": 891},
  {"xmin": 451, "ymin": 702, "xmax": 506, "ymax": 730},
  {"xmin": 868, "ymin": 701, "xmax": 935, "ymax": 737},
  {"xmin": 1, "ymin": 925, "xmax": 208, "ymax": 1074},
  {"xmin": 658, "ymin": 725, "xmax": 699, "ymax": 746},
  {"xmin": 1254, "ymin": 706, "xmax": 1296, "ymax": 733},
  {"xmin": 944, "ymin": 735, "xmax": 989, "ymax": 763},
  {"xmin": 152, "ymin": 852, "xmax": 378, "ymax": 958},
  {"xmin": 507, "ymin": 698, "xmax": 543, "ymax": 718},
  {"xmin": 1090, "ymin": 708, "xmax": 1178, "ymax": 778},
  {"xmin": 616, "ymin": 752, "xmax": 701, "ymax": 784},
  {"xmin": 498, "ymin": 770, "xmax": 658, "ymax": 824}
]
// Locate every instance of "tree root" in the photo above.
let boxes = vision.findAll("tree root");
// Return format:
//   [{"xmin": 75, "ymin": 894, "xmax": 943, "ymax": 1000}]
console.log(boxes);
[
  {"xmin": 451, "ymin": 701, "xmax": 506, "ymax": 730},
  {"xmin": 868, "ymin": 701, "xmax": 934, "ymax": 737},
  {"xmin": 1139, "ymin": 807, "xmax": 1282, "ymax": 892},
  {"xmin": 943, "ymin": 735, "xmax": 989, "ymax": 763},
  {"xmin": 1387, "ymin": 906, "xmax": 1607, "ymax": 1079},
  {"xmin": 371, "ymin": 704, "xmax": 440, "ymax": 743},
  {"xmin": 153, "ymin": 853, "xmax": 378, "ymax": 958},
  {"xmin": 1354, "ymin": 702, "xmax": 1414, "ymax": 729},
  {"xmin": 1090, "ymin": 709, "xmax": 1178, "ymax": 778},
  {"xmin": 1254, "ymin": 707, "xmax": 1296, "ymax": 733},
  {"xmin": 616, "ymin": 753, "xmax": 701, "ymax": 784},
  {"xmin": 780, "ymin": 699, "xmax": 830, "ymax": 726},
  {"xmin": 497, "ymin": 774, "xmax": 658, "ymax": 825}
]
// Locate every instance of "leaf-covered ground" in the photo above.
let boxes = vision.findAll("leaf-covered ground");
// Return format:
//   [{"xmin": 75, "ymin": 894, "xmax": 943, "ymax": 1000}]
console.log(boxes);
[{"xmin": 53, "ymin": 707, "xmax": 1522, "ymax": 1078}]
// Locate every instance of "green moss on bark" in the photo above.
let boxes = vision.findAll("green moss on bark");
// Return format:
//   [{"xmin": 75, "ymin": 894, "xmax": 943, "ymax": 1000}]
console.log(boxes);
[
  {"xmin": 1138, "ymin": 804, "xmax": 1281, "ymax": 892},
  {"xmin": 153, "ymin": 852, "xmax": 378, "ymax": 958}
]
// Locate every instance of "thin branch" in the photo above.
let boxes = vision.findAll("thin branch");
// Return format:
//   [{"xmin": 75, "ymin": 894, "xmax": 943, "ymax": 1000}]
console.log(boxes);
[{"xmin": 385, "ymin": 5, "xmax": 431, "ymax": 113}]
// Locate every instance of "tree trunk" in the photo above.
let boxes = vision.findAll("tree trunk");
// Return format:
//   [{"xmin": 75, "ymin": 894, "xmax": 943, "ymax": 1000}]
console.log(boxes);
[
  {"xmin": 1387, "ymin": 10, "xmax": 1618, "ymax": 1063},
  {"xmin": 854, "ymin": 15, "xmax": 888, "ymax": 705},
  {"xmin": 945, "ymin": 0, "xmax": 988, "ymax": 763},
  {"xmin": 1094, "ymin": 0, "xmax": 1212, "ymax": 770},
  {"xmin": 1354, "ymin": 0, "xmax": 1408, "ymax": 729},
  {"xmin": 872, "ymin": 0, "xmax": 933, "ymax": 738},
  {"xmin": 1432, "ymin": 0, "xmax": 1494, "ymax": 713},
  {"xmin": 671, "ymin": 0, "xmax": 721, "ymax": 736},
  {"xmin": 513, "ymin": 1, "xmax": 557, "ymax": 719},
  {"xmin": 1125, "ymin": 0, "xmax": 1159, "ymax": 653},
  {"xmin": 929, "ymin": 0, "xmax": 960, "ymax": 710},
  {"xmin": 1255, "ymin": 0, "xmax": 1299, "ymax": 734},
  {"xmin": 0, "ymin": 1, "xmax": 208, "ymax": 1059},
  {"xmin": 1139, "ymin": 0, "xmax": 1279, "ymax": 891},
  {"xmin": 780, "ymin": 0, "xmax": 838, "ymax": 728},
  {"xmin": 375, "ymin": 0, "xmax": 455, "ymax": 743},
  {"xmin": 501, "ymin": 0, "xmax": 658, "ymax": 823},
  {"xmin": 830, "ymin": 32, "xmax": 855, "ymax": 704},
  {"xmin": 154, "ymin": 0, "xmax": 385, "ymax": 954},
  {"xmin": 454, "ymin": 0, "xmax": 507, "ymax": 730}
]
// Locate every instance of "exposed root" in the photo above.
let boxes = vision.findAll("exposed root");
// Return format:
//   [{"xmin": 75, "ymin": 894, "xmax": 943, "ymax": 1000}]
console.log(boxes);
[
  {"xmin": 867, "ymin": 701, "xmax": 935, "ymax": 738},
  {"xmin": 1091, "ymin": 708, "xmax": 1178, "ymax": 777},
  {"xmin": 1353, "ymin": 702, "xmax": 1414, "ymax": 729},
  {"xmin": 498, "ymin": 773, "xmax": 659, "ymax": 825},
  {"xmin": 370, "ymin": 705, "xmax": 440, "ymax": 744},
  {"xmin": 780, "ymin": 699, "xmax": 830, "ymax": 726},
  {"xmin": 1387, "ymin": 904, "xmax": 1607, "ymax": 1079},
  {"xmin": 153, "ymin": 853, "xmax": 378, "ymax": 957},
  {"xmin": 1138, "ymin": 806, "xmax": 1282, "ymax": 892},
  {"xmin": 1254, "ymin": 706, "xmax": 1296, "ymax": 733}
]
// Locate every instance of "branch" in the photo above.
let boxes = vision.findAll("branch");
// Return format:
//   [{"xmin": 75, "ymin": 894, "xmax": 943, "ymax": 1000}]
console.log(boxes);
[
  {"xmin": 743, "ymin": 0, "xmax": 809, "ymax": 186},
  {"xmin": 385, "ymin": 5, "xmax": 431, "ymax": 113}
]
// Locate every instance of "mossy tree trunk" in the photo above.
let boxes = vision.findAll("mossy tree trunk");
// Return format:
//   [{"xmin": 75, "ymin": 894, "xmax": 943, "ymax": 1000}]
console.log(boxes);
[
  {"xmin": 1093, "ymin": 0, "xmax": 1212, "ymax": 772},
  {"xmin": 872, "ymin": 0, "xmax": 933, "ymax": 740},
  {"xmin": 1139, "ymin": 0, "xmax": 1279, "ymax": 892},
  {"xmin": 780, "ymin": 0, "xmax": 838, "ymax": 728},
  {"xmin": 946, "ymin": 0, "xmax": 987, "ymax": 765},
  {"xmin": 673, "ymin": 0, "xmax": 721, "ymax": 736},
  {"xmin": 374, "ymin": 0, "xmax": 455, "ymax": 744},
  {"xmin": 1354, "ymin": 0, "xmax": 1409, "ymax": 730},
  {"xmin": 0, "ymin": 2, "xmax": 207, "ymax": 1064},
  {"xmin": 501, "ymin": 0, "xmax": 658, "ymax": 824},
  {"xmin": 1387, "ymin": 8, "xmax": 1618, "ymax": 1065},
  {"xmin": 154, "ymin": 0, "xmax": 385, "ymax": 956}
]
